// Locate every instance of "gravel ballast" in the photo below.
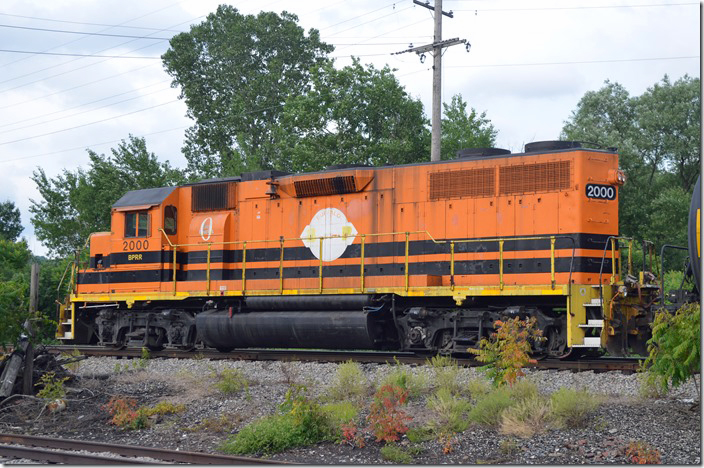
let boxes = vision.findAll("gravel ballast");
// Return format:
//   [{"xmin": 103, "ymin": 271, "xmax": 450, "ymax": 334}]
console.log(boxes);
[{"xmin": 1, "ymin": 356, "xmax": 700, "ymax": 464}]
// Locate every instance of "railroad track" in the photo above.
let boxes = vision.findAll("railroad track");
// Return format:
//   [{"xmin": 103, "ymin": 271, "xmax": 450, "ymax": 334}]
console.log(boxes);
[
  {"xmin": 0, "ymin": 433, "xmax": 288, "ymax": 464},
  {"xmin": 45, "ymin": 345, "xmax": 644, "ymax": 373}
]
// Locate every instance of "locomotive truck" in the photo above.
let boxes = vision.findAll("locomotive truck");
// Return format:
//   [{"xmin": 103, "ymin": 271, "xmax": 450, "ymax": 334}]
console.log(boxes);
[{"xmin": 55, "ymin": 140, "xmax": 701, "ymax": 358}]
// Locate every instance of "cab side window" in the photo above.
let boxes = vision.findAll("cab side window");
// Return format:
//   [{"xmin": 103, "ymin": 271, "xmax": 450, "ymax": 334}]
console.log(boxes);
[
  {"xmin": 125, "ymin": 211, "xmax": 149, "ymax": 238},
  {"xmin": 164, "ymin": 205, "xmax": 177, "ymax": 235}
]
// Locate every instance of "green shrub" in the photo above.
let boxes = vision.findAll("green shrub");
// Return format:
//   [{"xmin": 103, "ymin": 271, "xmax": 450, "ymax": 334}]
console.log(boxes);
[
  {"xmin": 35, "ymin": 372, "xmax": 68, "ymax": 400},
  {"xmin": 468, "ymin": 387, "xmax": 513, "ymax": 426},
  {"xmin": 499, "ymin": 397, "xmax": 552, "ymax": 438},
  {"xmin": 427, "ymin": 355, "xmax": 461, "ymax": 394},
  {"xmin": 381, "ymin": 362, "xmax": 428, "ymax": 399},
  {"xmin": 367, "ymin": 384, "xmax": 412, "ymax": 442},
  {"xmin": 644, "ymin": 303, "xmax": 700, "ymax": 392},
  {"xmin": 508, "ymin": 380, "xmax": 538, "ymax": 402},
  {"xmin": 406, "ymin": 426, "xmax": 435, "ymax": 443},
  {"xmin": 321, "ymin": 401, "xmax": 358, "ymax": 426},
  {"xmin": 427, "ymin": 387, "xmax": 472, "ymax": 433},
  {"xmin": 326, "ymin": 360, "xmax": 368, "ymax": 401},
  {"xmin": 549, "ymin": 387, "xmax": 600, "ymax": 428},
  {"xmin": 143, "ymin": 401, "xmax": 186, "ymax": 417},
  {"xmin": 222, "ymin": 385, "xmax": 334, "ymax": 455},
  {"xmin": 380, "ymin": 445, "xmax": 413, "ymax": 464},
  {"xmin": 214, "ymin": 368, "xmax": 250, "ymax": 397},
  {"xmin": 467, "ymin": 377, "xmax": 491, "ymax": 399}
]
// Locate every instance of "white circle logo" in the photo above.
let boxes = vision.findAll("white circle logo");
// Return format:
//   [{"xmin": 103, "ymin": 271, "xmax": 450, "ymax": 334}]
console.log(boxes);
[
  {"xmin": 300, "ymin": 208, "xmax": 358, "ymax": 262},
  {"xmin": 199, "ymin": 217, "xmax": 214, "ymax": 241}
]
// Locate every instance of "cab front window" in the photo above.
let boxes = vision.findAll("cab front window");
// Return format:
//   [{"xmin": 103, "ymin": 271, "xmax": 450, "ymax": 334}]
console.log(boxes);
[{"xmin": 125, "ymin": 211, "xmax": 149, "ymax": 238}]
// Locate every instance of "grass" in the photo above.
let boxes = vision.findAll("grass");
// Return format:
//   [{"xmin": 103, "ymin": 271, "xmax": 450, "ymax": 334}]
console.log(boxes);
[
  {"xmin": 428, "ymin": 355, "xmax": 461, "ymax": 394},
  {"xmin": 549, "ymin": 387, "xmax": 600, "ymax": 428},
  {"xmin": 499, "ymin": 397, "xmax": 552, "ymax": 438},
  {"xmin": 187, "ymin": 413, "xmax": 243, "ymax": 433},
  {"xmin": 142, "ymin": 401, "xmax": 186, "ymax": 417},
  {"xmin": 406, "ymin": 426, "xmax": 435, "ymax": 443},
  {"xmin": 326, "ymin": 360, "xmax": 368, "ymax": 401},
  {"xmin": 467, "ymin": 378, "xmax": 491, "ymax": 399},
  {"xmin": 320, "ymin": 401, "xmax": 357, "ymax": 426},
  {"xmin": 380, "ymin": 445, "xmax": 414, "ymax": 464},
  {"xmin": 467, "ymin": 387, "xmax": 514, "ymax": 426},
  {"xmin": 214, "ymin": 368, "xmax": 250, "ymax": 397},
  {"xmin": 508, "ymin": 380, "xmax": 539, "ymax": 402},
  {"xmin": 426, "ymin": 387, "xmax": 472, "ymax": 433},
  {"xmin": 380, "ymin": 362, "xmax": 428, "ymax": 399}
]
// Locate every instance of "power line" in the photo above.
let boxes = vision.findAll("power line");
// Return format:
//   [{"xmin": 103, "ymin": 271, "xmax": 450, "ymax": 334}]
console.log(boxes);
[
  {"xmin": 0, "ymin": 23, "xmax": 172, "ymax": 40},
  {"xmin": 0, "ymin": 12, "xmax": 186, "ymax": 33},
  {"xmin": 452, "ymin": 1, "xmax": 697, "ymax": 11},
  {"xmin": 0, "ymin": 62, "xmax": 159, "ymax": 110},
  {"xmin": 0, "ymin": 85, "xmax": 172, "ymax": 135},
  {"xmin": 0, "ymin": 48, "xmax": 161, "ymax": 59},
  {"xmin": 0, "ymin": 100, "xmax": 181, "ymax": 147},
  {"xmin": 446, "ymin": 55, "xmax": 699, "ymax": 68}
]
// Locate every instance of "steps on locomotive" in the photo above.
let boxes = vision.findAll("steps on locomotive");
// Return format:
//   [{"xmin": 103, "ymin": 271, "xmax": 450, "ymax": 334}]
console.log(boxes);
[{"xmin": 573, "ymin": 287, "xmax": 605, "ymax": 348}]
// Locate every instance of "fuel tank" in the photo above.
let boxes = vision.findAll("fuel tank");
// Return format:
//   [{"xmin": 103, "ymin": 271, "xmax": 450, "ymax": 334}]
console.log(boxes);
[{"xmin": 196, "ymin": 308, "xmax": 391, "ymax": 350}]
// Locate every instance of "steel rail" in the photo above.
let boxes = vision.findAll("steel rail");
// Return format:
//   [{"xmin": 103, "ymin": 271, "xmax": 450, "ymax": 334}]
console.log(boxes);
[
  {"xmin": 0, "ymin": 433, "xmax": 289, "ymax": 464},
  {"xmin": 44, "ymin": 345, "xmax": 644, "ymax": 373}
]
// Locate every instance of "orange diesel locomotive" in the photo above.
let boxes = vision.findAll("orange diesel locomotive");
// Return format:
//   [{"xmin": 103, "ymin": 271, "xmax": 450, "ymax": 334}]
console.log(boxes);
[{"xmin": 57, "ymin": 140, "xmax": 661, "ymax": 357}]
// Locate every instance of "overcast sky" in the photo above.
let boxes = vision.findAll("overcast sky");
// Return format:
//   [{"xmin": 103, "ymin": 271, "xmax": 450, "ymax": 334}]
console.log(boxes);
[{"xmin": 0, "ymin": 0, "xmax": 700, "ymax": 256}]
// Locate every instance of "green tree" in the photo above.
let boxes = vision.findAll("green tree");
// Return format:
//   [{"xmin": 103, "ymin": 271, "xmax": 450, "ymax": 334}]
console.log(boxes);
[
  {"xmin": 0, "ymin": 239, "xmax": 30, "ymax": 345},
  {"xmin": 30, "ymin": 135, "xmax": 184, "ymax": 258},
  {"xmin": 273, "ymin": 58, "xmax": 430, "ymax": 172},
  {"xmin": 561, "ymin": 76, "xmax": 700, "ymax": 249},
  {"xmin": 162, "ymin": 5, "xmax": 333, "ymax": 178},
  {"xmin": 441, "ymin": 94, "xmax": 497, "ymax": 160},
  {"xmin": 0, "ymin": 200, "xmax": 23, "ymax": 242}
]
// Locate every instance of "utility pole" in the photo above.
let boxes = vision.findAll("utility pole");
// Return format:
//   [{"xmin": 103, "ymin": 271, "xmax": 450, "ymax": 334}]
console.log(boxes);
[{"xmin": 393, "ymin": 0, "xmax": 470, "ymax": 162}]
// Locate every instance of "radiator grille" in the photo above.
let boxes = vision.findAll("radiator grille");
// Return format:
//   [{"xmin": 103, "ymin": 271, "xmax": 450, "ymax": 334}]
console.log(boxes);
[
  {"xmin": 192, "ymin": 182, "xmax": 237, "ymax": 212},
  {"xmin": 294, "ymin": 176, "xmax": 357, "ymax": 198},
  {"xmin": 499, "ymin": 161, "xmax": 571, "ymax": 195},
  {"xmin": 429, "ymin": 168, "xmax": 496, "ymax": 200}
]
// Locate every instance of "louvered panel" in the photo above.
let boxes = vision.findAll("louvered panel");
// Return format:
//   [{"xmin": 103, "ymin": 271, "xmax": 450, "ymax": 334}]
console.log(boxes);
[
  {"xmin": 192, "ymin": 182, "xmax": 237, "ymax": 212},
  {"xmin": 429, "ymin": 168, "xmax": 495, "ymax": 200},
  {"xmin": 499, "ymin": 161, "xmax": 571, "ymax": 195},
  {"xmin": 294, "ymin": 176, "xmax": 357, "ymax": 198}
]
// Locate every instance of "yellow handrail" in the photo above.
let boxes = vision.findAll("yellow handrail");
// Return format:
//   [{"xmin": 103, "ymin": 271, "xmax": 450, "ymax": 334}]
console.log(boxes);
[{"xmin": 155, "ymin": 229, "xmax": 577, "ymax": 295}]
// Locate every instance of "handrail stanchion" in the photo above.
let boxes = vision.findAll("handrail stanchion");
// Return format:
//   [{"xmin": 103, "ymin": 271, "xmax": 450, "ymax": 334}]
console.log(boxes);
[
  {"xmin": 610, "ymin": 238, "xmax": 617, "ymax": 283},
  {"xmin": 627, "ymin": 239, "xmax": 633, "ymax": 276},
  {"xmin": 550, "ymin": 236, "xmax": 556, "ymax": 289},
  {"xmin": 279, "ymin": 237, "xmax": 285, "ymax": 293},
  {"xmin": 206, "ymin": 243, "xmax": 212, "ymax": 295},
  {"xmin": 172, "ymin": 246, "xmax": 177, "ymax": 296},
  {"xmin": 404, "ymin": 232, "xmax": 410, "ymax": 292},
  {"xmin": 360, "ymin": 235, "xmax": 366, "ymax": 292},
  {"xmin": 319, "ymin": 237, "xmax": 324, "ymax": 293},
  {"xmin": 241, "ymin": 241, "xmax": 247, "ymax": 294},
  {"xmin": 499, "ymin": 239, "xmax": 505, "ymax": 290},
  {"xmin": 450, "ymin": 241, "xmax": 455, "ymax": 290}
]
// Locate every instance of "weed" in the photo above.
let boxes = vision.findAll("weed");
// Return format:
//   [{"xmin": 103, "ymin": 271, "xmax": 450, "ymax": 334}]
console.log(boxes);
[
  {"xmin": 326, "ymin": 360, "xmax": 368, "ymax": 401},
  {"xmin": 35, "ymin": 372, "xmax": 68, "ymax": 401},
  {"xmin": 429, "ymin": 356, "xmax": 461, "ymax": 394},
  {"xmin": 469, "ymin": 316, "xmax": 545, "ymax": 387},
  {"xmin": 499, "ymin": 397, "xmax": 552, "ymax": 438},
  {"xmin": 340, "ymin": 421, "xmax": 365, "ymax": 448},
  {"xmin": 439, "ymin": 432, "xmax": 457, "ymax": 454},
  {"xmin": 103, "ymin": 397, "xmax": 148, "ymax": 430},
  {"xmin": 367, "ymin": 384, "xmax": 412, "ymax": 442},
  {"xmin": 131, "ymin": 347, "xmax": 150, "ymax": 370},
  {"xmin": 625, "ymin": 440, "xmax": 662, "ymax": 464},
  {"xmin": 188, "ymin": 414, "xmax": 242, "ymax": 433},
  {"xmin": 143, "ymin": 401, "xmax": 186, "ymax": 417},
  {"xmin": 499, "ymin": 438, "xmax": 519, "ymax": 456},
  {"xmin": 636, "ymin": 365, "xmax": 668, "ymax": 399},
  {"xmin": 549, "ymin": 387, "xmax": 600, "ymax": 429},
  {"xmin": 321, "ymin": 401, "xmax": 358, "ymax": 426},
  {"xmin": 381, "ymin": 359, "xmax": 428, "ymax": 399},
  {"xmin": 467, "ymin": 377, "xmax": 491, "ymax": 399},
  {"xmin": 214, "ymin": 368, "xmax": 250, "ymax": 398},
  {"xmin": 113, "ymin": 362, "xmax": 122, "ymax": 374},
  {"xmin": 426, "ymin": 387, "xmax": 472, "ymax": 433},
  {"xmin": 221, "ymin": 385, "xmax": 334, "ymax": 455},
  {"xmin": 509, "ymin": 380, "xmax": 539, "ymax": 402},
  {"xmin": 193, "ymin": 352, "xmax": 206, "ymax": 360},
  {"xmin": 406, "ymin": 426, "xmax": 435, "ymax": 443},
  {"xmin": 468, "ymin": 387, "xmax": 513, "ymax": 426},
  {"xmin": 380, "ymin": 445, "xmax": 413, "ymax": 464}
]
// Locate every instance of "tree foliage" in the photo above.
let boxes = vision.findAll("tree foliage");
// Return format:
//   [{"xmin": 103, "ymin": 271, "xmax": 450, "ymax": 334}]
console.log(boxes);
[
  {"xmin": 0, "ymin": 200, "xmax": 23, "ymax": 242},
  {"xmin": 0, "ymin": 239, "xmax": 30, "ymax": 345},
  {"xmin": 562, "ymin": 75, "xmax": 700, "ymax": 252},
  {"xmin": 441, "ymin": 94, "xmax": 497, "ymax": 160},
  {"xmin": 644, "ymin": 303, "xmax": 700, "ymax": 393},
  {"xmin": 162, "ymin": 5, "xmax": 333, "ymax": 178},
  {"xmin": 273, "ymin": 58, "xmax": 430, "ymax": 172},
  {"xmin": 30, "ymin": 135, "xmax": 184, "ymax": 258}
]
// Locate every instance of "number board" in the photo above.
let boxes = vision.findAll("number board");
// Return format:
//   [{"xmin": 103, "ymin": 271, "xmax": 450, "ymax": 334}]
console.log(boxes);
[{"xmin": 585, "ymin": 183, "xmax": 616, "ymax": 200}]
